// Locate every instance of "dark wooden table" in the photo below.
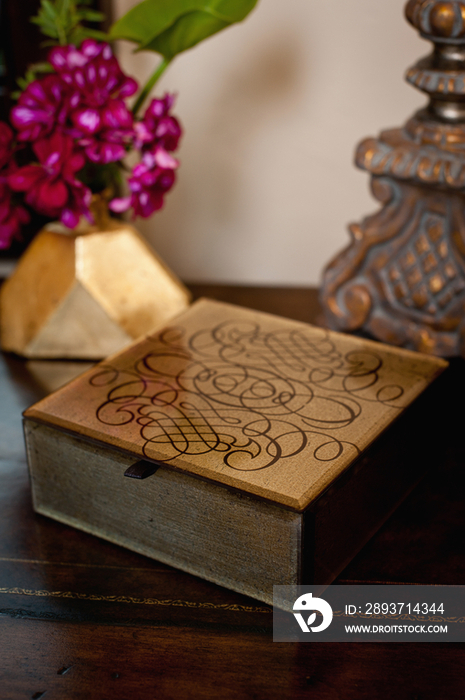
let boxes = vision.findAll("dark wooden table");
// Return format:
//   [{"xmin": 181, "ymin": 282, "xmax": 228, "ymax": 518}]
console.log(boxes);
[{"xmin": 1, "ymin": 285, "xmax": 465, "ymax": 699}]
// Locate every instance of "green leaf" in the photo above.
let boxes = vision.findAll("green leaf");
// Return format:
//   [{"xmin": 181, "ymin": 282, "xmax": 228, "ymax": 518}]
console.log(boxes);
[
  {"xmin": 29, "ymin": 61, "xmax": 55, "ymax": 74},
  {"xmin": 14, "ymin": 61, "xmax": 54, "ymax": 93},
  {"xmin": 78, "ymin": 9, "xmax": 105, "ymax": 22},
  {"xmin": 41, "ymin": 0, "xmax": 59, "ymax": 22},
  {"xmin": 109, "ymin": 0, "xmax": 258, "ymax": 59},
  {"xmin": 31, "ymin": 0, "xmax": 108, "ymax": 46},
  {"xmin": 110, "ymin": 0, "xmax": 199, "ymax": 45},
  {"xmin": 142, "ymin": 11, "xmax": 228, "ymax": 58},
  {"xmin": 74, "ymin": 27, "xmax": 108, "ymax": 41}
]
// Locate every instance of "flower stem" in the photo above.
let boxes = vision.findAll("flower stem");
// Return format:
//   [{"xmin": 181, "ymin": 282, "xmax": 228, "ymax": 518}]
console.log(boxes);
[{"xmin": 132, "ymin": 57, "xmax": 172, "ymax": 117}]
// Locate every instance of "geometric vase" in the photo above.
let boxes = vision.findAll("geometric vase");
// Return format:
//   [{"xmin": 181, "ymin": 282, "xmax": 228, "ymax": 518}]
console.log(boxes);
[{"xmin": 0, "ymin": 203, "xmax": 191, "ymax": 359}]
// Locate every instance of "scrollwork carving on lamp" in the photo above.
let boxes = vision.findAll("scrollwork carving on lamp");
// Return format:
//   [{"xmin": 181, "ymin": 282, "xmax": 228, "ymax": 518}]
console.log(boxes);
[{"xmin": 320, "ymin": 0, "xmax": 465, "ymax": 357}]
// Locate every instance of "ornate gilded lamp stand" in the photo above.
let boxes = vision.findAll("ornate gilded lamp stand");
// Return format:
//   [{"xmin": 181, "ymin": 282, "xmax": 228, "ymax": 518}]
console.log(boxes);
[{"xmin": 321, "ymin": 0, "xmax": 465, "ymax": 357}]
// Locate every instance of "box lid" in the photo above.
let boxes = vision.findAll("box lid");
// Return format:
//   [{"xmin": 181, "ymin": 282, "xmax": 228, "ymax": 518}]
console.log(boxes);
[{"xmin": 24, "ymin": 299, "xmax": 448, "ymax": 511}]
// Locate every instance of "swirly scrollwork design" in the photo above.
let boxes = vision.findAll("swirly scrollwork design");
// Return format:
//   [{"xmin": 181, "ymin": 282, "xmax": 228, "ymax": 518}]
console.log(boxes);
[{"xmin": 90, "ymin": 320, "xmax": 405, "ymax": 471}]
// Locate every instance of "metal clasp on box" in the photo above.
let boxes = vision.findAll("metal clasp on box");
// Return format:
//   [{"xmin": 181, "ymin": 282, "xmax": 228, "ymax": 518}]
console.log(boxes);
[{"xmin": 124, "ymin": 460, "xmax": 159, "ymax": 480}]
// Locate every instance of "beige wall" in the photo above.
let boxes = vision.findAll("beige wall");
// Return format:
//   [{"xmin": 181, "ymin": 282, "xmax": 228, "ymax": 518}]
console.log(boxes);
[{"xmin": 114, "ymin": 0, "xmax": 426, "ymax": 286}]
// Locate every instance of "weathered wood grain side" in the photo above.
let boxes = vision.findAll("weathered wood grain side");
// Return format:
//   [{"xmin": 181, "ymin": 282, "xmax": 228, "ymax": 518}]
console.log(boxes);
[{"xmin": 24, "ymin": 419, "xmax": 302, "ymax": 606}]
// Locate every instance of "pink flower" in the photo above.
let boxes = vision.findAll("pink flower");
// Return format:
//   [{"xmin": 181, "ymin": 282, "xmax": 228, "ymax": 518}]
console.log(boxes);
[
  {"xmin": 70, "ymin": 99, "xmax": 133, "ymax": 163},
  {"xmin": 11, "ymin": 41, "xmax": 138, "ymax": 164},
  {"xmin": 0, "ymin": 124, "xmax": 29, "ymax": 247},
  {"xmin": 109, "ymin": 147, "xmax": 178, "ymax": 218},
  {"xmin": 10, "ymin": 75, "xmax": 76, "ymax": 142},
  {"xmin": 110, "ymin": 94, "xmax": 182, "ymax": 218},
  {"xmin": 134, "ymin": 94, "xmax": 182, "ymax": 153},
  {"xmin": 49, "ymin": 40, "xmax": 138, "ymax": 103},
  {"xmin": 49, "ymin": 40, "xmax": 138, "ymax": 164},
  {"xmin": 9, "ymin": 132, "xmax": 92, "ymax": 228},
  {"xmin": 0, "ymin": 164, "xmax": 30, "ymax": 249},
  {"xmin": 0, "ymin": 122, "xmax": 14, "ymax": 170}
]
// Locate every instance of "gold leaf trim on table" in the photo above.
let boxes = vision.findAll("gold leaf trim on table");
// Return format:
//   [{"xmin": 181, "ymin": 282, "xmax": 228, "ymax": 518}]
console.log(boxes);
[{"xmin": 0, "ymin": 587, "xmax": 271, "ymax": 613}]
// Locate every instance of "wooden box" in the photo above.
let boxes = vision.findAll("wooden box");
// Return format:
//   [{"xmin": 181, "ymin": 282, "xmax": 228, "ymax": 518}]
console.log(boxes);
[{"xmin": 23, "ymin": 299, "xmax": 447, "ymax": 605}]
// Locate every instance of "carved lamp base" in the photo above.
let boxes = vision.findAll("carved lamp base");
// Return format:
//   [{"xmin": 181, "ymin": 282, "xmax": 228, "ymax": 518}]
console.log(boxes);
[{"xmin": 321, "ymin": 1, "xmax": 465, "ymax": 358}]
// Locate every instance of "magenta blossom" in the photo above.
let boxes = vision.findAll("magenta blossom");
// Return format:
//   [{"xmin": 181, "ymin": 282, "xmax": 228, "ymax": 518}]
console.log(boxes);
[
  {"xmin": 110, "ymin": 93, "xmax": 182, "ymax": 219},
  {"xmin": 9, "ymin": 132, "xmax": 92, "ymax": 228},
  {"xmin": 0, "ymin": 122, "xmax": 14, "ymax": 170},
  {"xmin": 109, "ymin": 148, "xmax": 178, "ymax": 218},
  {"xmin": 49, "ymin": 40, "xmax": 138, "ymax": 103},
  {"xmin": 10, "ymin": 41, "xmax": 138, "ymax": 164},
  {"xmin": 0, "ymin": 165, "xmax": 30, "ymax": 249},
  {"xmin": 69, "ymin": 98, "xmax": 134, "ymax": 163},
  {"xmin": 2, "ymin": 40, "xmax": 181, "ymax": 244},
  {"xmin": 0, "ymin": 124, "xmax": 29, "ymax": 247},
  {"xmin": 49, "ymin": 40, "xmax": 138, "ymax": 164},
  {"xmin": 134, "ymin": 94, "xmax": 182, "ymax": 153},
  {"xmin": 10, "ymin": 74, "xmax": 76, "ymax": 143}
]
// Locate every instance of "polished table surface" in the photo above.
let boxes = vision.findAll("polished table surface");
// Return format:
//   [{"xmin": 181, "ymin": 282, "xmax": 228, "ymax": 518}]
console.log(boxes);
[{"xmin": 1, "ymin": 284, "xmax": 465, "ymax": 699}]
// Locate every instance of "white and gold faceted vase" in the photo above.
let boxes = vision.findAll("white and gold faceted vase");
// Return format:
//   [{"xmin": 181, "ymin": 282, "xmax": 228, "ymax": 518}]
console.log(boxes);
[{"xmin": 0, "ymin": 202, "xmax": 191, "ymax": 359}]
